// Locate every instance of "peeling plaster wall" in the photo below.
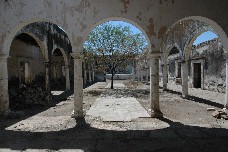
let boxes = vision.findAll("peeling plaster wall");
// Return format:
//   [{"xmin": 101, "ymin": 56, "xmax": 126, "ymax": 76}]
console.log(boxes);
[
  {"xmin": 18, "ymin": 22, "xmax": 72, "ymax": 62},
  {"xmin": 190, "ymin": 38, "xmax": 226, "ymax": 93},
  {"xmin": 162, "ymin": 20, "xmax": 213, "ymax": 59},
  {"xmin": 1, "ymin": 0, "xmax": 228, "ymax": 55},
  {"xmin": 167, "ymin": 38, "xmax": 226, "ymax": 93}
]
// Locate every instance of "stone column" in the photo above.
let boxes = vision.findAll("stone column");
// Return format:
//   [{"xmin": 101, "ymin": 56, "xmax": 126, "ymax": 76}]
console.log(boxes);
[
  {"xmin": 92, "ymin": 64, "xmax": 95, "ymax": 82},
  {"xmin": 149, "ymin": 52, "xmax": 163, "ymax": 118},
  {"xmin": 44, "ymin": 62, "xmax": 51, "ymax": 92},
  {"xmin": 163, "ymin": 63, "xmax": 168, "ymax": 90},
  {"xmin": 140, "ymin": 69, "xmax": 143, "ymax": 82},
  {"xmin": 225, "ymin": 58, "xmax": 228, "ymax": 108},
  {"xmin": 65, "ymin": 64, "xmax": 70, "ymax": 91},
  {"xmin": 83, "ymin": 61, "xmax": 87, "ymax": 85},
  {"xmin": 0, "ymin": 55, "xmax": 9, "ymax": 116},
  {"xmin": 181, "ymin": 61, "xmax": 189, "ymax": 98},
  {"xmin": 137, "ymin": 67, "xmax": 140, "ymax": 81},
  {"xmin": 146, "ymin": 67, "xmax": 149, "ymax": 84},
  {"xmin": 88, "ymin": 64, "xmax": 92, "ymax": 83},
  {"xmin": 71, "ymin": 52, "xmax": 84, "ymax": 118},
  {"xmin": 132, "ymin": 61, "xmax": 135, "ymax": 80}
]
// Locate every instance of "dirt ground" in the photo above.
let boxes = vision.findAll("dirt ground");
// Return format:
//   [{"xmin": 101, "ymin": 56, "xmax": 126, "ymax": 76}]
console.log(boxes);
[{"xmin": 1, "ymin": 80, "xmax": 228, "ymax": 152}]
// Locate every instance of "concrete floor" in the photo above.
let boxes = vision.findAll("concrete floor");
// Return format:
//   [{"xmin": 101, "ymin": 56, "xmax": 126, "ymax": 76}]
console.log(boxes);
[{"xmin": 87, "ymin": 82, "xmax": 149, "ymax": 121}]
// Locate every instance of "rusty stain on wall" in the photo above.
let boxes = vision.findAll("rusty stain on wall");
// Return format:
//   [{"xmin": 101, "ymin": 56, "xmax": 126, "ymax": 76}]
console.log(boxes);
[
  {"xmin": 158, "ymin": 26, "xmax": 167, "ymax": 39},
  {"xmin": 80, "ymin": 21, "xmax": 87, "ymax": 31},
  {"xmin": 93, "ymin": 7, "xmax": 100, "ymax": 18},
  {"xmin": 76, "ymin": 0, "xmax": 91, "ymax": 14},
  {"xmin": 159, "ymin": 0, "xmax": 169, "ymax": 5},
  {"xmin": 136, "ymin": 11, "xmax": 142, "ymax": 21},
  {"xmin": 121, "ymin": 0, "xmax": 130, "ymax": 14},
  {"xmin": 146, "ymin": 18, "xmax": 156, "ymax": 38}
]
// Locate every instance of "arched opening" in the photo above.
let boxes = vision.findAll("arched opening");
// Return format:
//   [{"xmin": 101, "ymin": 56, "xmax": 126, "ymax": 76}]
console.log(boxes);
[
  {"xmin": 167, "ymin": 46, "xmax": 182, "ymax": 85},
  {"xmin": 51, "ymin": 48, "xmax": 67, "ymax": 91},
  {"xmin": 188, "ymin": 31, "xmax": 225, "ymax": 92},
  {"xmin": 83, "ymin": 19, "xmax": 153, "ymax": 121},
  {"xmin": 83, "ymin": 20, "xmax": 149, "ymax": 88},
  {"xmin": 8, "ymin": 33, "xmax": 46, "ymax": 109},
  {"xmin": 163, "ymin": 16, "xmax": 227, "ymax": 107},
  {"xmin": 4, "ymin": 21, "xmax": 73, "ymax": 112}
]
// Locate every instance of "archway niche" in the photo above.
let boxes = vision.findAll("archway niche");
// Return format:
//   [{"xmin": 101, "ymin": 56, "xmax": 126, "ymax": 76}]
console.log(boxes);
[
  {"xmin": 187, "ymin": 31, "xmax": 224, "ymax": 92},
  {"xmin": 8, "ymin": 33, "xmax": 46, "ymax": 109},
  {"xmin": 51, "ymin": 48, "xmax": 68, "ymax": 91}
]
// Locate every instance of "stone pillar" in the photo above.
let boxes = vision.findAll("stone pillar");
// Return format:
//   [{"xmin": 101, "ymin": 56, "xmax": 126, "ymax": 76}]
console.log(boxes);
[
  {"xmin": 146, "ymin": 67, "xmax": 149, "ymax": 84},
  {"xmin": 88, "ymin": 64, "xmax": 92, "ymax": 83},
  {"xmin": 65, "ymin": 64, "xmax": 70, "ymax": 91},
  {"xmin": 149, "ymin": 52, "xmax": 163, "ymax": 118},
  {"xmin": 225, "ymin": 58, "xmax": 228, "ymax": 108},
  {"xmin": 137, "ymin": 68, "xmax": 140, "ymax": 81},
  {"xmin": 181, "ymin": 61, "xmax": 188, "ymax": 98},
  {"xmin": 83, "ymin": 61, "xmax": 87, "ymax": 85},
  {"xmin": 163, "ymin": 63, "xmax": 168, "ymax": 90},
  {"xmin": 44, "ymin": 62, "xmax": 51, "ymax": 92},
  {"xmin": 71, "ymin": 52, "xmax": 84, "ymax": 118},
  {"xmin": 132, "ymin": 61, "xmax": 135, "ymax": 80},
  {"xmin": 0, "ymin": 55, "xmax": 9, "ymax": 115},
  {"xmin": 140, "ymin": 69, "xmax": 143, "ymax": 82},
  {"xmin": 92, "ymin": 64, "xmax": 95, "ymax": 82}
]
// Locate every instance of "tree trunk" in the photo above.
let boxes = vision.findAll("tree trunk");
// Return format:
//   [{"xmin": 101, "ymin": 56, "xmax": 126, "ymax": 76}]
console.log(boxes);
[{"xmin": 111, "ymin": 70, "xmax": 114, "ymax": 89}]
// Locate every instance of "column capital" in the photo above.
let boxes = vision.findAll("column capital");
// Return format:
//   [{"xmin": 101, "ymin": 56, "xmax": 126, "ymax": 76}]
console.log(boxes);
[
  {"xmin": 0, "ymin": 54, "xmax": 9, "ymax": 62},
  {"xmin": 71, "ymin": 52, "xmax": 83, "ymax": 59},
  {"xmin": 148, "ymin": 52, "xmax": 162, "ymax": 59}
]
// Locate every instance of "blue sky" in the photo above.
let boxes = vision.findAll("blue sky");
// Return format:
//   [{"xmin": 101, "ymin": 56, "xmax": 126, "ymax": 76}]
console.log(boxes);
[
  {"xmin": 108, "ymin": 21, "xmax": 218, "ymax": 45},
  {"xmin": 108, "ymin": 21, "xmax": 141, "ymax": 34},
  {"xmin": 193, "ymin": 31, "xmax": 218, "ymax": 45}
]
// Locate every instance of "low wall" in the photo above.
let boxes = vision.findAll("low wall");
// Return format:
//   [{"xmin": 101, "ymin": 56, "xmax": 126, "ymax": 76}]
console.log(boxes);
[{"xmin": 105, "ymin": 74, "xmax": 133, "ymax": 80}]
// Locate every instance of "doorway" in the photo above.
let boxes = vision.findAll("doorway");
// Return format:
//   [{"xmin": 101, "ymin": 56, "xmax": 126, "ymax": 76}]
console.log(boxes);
[
  {"xmin": 19, "ymin": 61, "xmax": 30, "ymax": 84},
  {"xmin": 193, "ymin": 63, "xmax": 201, "ymax": 88}
]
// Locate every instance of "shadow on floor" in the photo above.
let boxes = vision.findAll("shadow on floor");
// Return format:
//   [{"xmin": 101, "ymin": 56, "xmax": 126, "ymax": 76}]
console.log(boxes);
[
  {"xmin": 165, "ymin": 89, "xmax": 224, "ymax": 109},
  {"xmin": 0, "ymin": 117, "xmax": 228, "ymax": 151}
]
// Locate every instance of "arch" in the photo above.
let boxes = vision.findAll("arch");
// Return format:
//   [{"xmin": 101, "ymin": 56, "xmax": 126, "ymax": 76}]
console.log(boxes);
[
  {"xmin": 184, "ymin": 30, "xmax": 219, "ymax": 61},
  {"xmin": 83, "ymin": 17, "xmax": 152, "ymax": 52},
  {"xmin": 167, "ymin": 16, "xmax": 228, "ymax": 55},
  {"xmin": 163, "ymin": 43, "xmax": 182, "ymax": 64},
  {"xmin": 52, "ymin": 47, "xmax": 69, "ymax": 66},
  {"xmin": 14, "ymin": 32, "xmax": 48, "ymax": 62},
  {"xmin": 2, "ymin": 18, "xmax": 72, "ymax": 57}
]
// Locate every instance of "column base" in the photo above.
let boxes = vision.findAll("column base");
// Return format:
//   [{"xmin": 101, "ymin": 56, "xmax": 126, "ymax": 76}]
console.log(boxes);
[
  {"xmin": 71, "ymin": 110, "xmax": 84, "ymax": 118},
  {"xmin": 182, "ymin": 94, "xmax": 188, "ymax": 99},
  {"xmin": 151, "ymin": 110, "xmax": 163, "ymax": 118}
]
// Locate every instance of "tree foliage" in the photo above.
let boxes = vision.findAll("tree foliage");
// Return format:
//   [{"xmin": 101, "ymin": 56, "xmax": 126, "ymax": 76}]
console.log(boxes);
[{"xmin": 84, "ymin": 22, "xmax": 148, "ymax": 89}]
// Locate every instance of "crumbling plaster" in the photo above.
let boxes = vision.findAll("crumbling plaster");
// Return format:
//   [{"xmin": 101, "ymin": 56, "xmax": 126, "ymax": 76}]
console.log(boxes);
[{"xmin": 1, "ymin": 0, "xmax": 228, "ymax": 56}]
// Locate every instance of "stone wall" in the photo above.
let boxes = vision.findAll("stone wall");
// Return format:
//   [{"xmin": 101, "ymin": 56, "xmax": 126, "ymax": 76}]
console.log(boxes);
[
  {"xmin": 190, "ymin": 38, "xmax": 226, "ymax": 92},
  {"xmin": 167, "ymin": 38, "xmax": 226, "ymax": 93}
]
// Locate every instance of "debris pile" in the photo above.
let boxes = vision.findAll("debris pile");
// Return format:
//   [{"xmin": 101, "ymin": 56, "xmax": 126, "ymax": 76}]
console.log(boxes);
[
  {"xmin": 9, "ymin": 85, "xmax": 52, "ymax": 109},
  {"xmin": 211, "ymin": 108, "xmax": 228, "ymax": 119}
]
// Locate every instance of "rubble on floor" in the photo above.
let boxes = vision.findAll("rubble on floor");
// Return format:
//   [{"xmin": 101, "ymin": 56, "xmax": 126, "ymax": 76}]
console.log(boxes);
[
  {"xmin": 212, "ymin": 108, "xmax": 228, "ymax": 119},
  {"xmin": 9, "ymin": 85, "xmax": 51, "ymax": 109}
]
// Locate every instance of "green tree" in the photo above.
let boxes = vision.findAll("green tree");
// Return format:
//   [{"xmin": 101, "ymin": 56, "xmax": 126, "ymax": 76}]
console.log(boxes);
[{"xmin": 84, "ymin": 22, "xmax": 148, "ymax": 89}]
